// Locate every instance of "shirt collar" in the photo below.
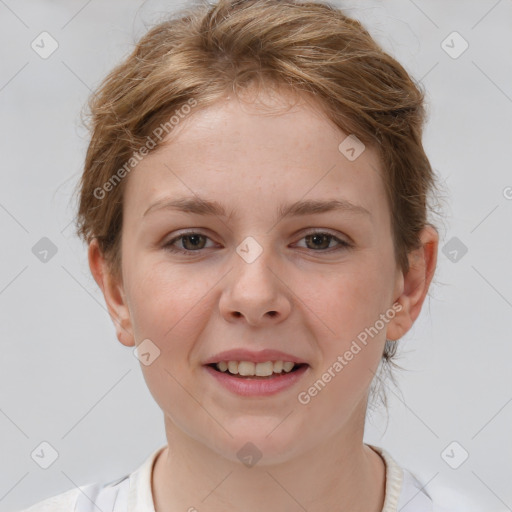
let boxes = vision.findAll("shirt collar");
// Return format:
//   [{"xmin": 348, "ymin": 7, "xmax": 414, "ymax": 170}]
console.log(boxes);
[
  {"xmin": 128, "ymin": 444, "xmax": 166, "ymax": 511},
  {"xmin": 128, "ymin": 443, "xmax": 430, "ymax": 512}
]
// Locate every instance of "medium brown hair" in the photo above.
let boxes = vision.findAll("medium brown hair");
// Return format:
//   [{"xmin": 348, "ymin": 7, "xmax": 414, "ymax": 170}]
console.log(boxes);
[{"xmin": 74, "ymin": 0, "xmax": 443, "ymax": 410}]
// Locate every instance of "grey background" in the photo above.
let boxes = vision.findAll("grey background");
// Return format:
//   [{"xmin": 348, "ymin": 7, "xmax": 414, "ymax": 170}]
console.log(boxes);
[{"xmin": 1, "ymin": 1, "xmax": 511, "ymax": 511}]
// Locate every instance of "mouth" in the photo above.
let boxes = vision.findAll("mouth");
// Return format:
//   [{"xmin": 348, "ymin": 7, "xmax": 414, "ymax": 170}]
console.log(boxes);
[
  {"xmin": 206, "ymin": 361, "xmax": 309, "ymax": 379},
  {"xmin": 203, "ymin": 359, "xmax": 310, "ymax": 397}
]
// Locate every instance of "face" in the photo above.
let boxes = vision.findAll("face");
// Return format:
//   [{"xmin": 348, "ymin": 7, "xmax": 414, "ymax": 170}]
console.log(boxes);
[{"xmin": 99, "ymin": 90, "xmax": 413, "ymax": 464}]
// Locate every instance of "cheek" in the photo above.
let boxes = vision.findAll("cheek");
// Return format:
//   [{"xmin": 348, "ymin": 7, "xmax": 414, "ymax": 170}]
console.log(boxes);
[
  {"xmin": 291, "ymin": 256, "xmax": 393, "ymax": 399},
  {"xmin": 125, "ymin": 262, "xmax": 214, "ymax": 421},
  {"xmin": 126, "ymin": 258, "xmax": 212, "ymax": 348},
  {"xmin": 294, "ymin": 260, "xmax": 391, "ymax": 340}
]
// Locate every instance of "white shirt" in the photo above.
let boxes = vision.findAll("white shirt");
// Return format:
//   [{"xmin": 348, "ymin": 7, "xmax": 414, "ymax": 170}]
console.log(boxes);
[{"xmin": 17, "ymin": 444, "xmax": 451, "ymax": 512}]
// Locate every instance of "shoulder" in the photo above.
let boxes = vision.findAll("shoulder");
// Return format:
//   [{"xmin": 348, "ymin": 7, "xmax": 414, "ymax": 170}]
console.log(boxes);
[
  {"xmin": 369, "ymin": 444, "xmax": 458, "ymax": 512},
  {"xmin": 15, "ymin": 486, "xmax": 80, "ymax": 511},
  {"xmin": 15, "ymin": 475, "xmax": 130, "ymax": 512},
  {"xmin": 14, "ymin": 445, "xmax": 164, "ymax": 512},
  {"xmin": 398, "ymin": 468, "xmax": 435, "ymax": 511},
  {"xmin": 401, "ymin": 468, "xmax": 463, "ymax": 512}
]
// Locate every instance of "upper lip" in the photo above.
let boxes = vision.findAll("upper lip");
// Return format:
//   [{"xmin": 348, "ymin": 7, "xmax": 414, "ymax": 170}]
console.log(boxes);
[{"xmin": 203, "ymin": 349, "xmax": 309, "ymax": 366}]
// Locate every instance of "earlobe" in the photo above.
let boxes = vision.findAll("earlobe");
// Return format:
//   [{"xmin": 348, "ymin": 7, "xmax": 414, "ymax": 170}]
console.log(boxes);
[
  {"xmin": 386, "ymin": 225, "xmax": 439, "ymax": 341},
  {"xmin": 88, "ymin": 239, "xmax": 135, "ymax": 347}
]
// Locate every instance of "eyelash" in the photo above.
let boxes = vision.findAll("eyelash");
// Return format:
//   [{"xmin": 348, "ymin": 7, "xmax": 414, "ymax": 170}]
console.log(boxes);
[{"xmin": 162, "ymin": 230, "xmax": 352, "ymax": 255}]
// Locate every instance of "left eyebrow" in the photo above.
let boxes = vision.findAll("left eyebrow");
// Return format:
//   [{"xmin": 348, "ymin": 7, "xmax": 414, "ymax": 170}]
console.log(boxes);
[
  {"xmin": 277, "ymin": 198, "xmax": 371, "ymax": 219},
  {"xmin": 142, "ymin": 196, "xmax": 371, "ymax": 220}
]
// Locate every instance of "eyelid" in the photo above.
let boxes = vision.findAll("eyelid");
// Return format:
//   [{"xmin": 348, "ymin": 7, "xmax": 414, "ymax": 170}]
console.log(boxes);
[{"xmin": 299, "ymin": 227, "xmax": 351, "ymax": 242}]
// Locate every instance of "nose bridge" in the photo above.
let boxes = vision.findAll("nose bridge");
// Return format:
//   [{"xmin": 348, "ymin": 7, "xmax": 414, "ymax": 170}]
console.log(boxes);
[
  {"xmin": 233, "ymin": 235, "xmax": 278, "ymax": 296},
  {"xmin": 220, "ymin": 235, "xmax": 291, "ymax": 324}
]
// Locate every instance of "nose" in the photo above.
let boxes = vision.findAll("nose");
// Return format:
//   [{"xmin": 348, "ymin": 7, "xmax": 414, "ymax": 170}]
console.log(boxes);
[{"xmin": 219, "ymin": 246, "xmax": 292, "ymax": 326}]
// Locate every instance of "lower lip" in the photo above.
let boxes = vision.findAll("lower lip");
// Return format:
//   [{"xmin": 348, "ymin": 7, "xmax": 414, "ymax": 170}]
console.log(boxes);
[{"xmin": 203, "ymin": 365, "xmax": 309, "ymax": 397}]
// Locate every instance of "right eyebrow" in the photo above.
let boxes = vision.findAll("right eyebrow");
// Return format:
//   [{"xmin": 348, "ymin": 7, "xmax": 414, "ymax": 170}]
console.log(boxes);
[{"xmin": 143, "ymin": 196, "xmax": 231, "ymax": 218}]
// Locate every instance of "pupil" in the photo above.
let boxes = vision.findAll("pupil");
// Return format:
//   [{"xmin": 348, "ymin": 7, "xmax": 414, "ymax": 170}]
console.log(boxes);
[
  {"xmin": 184, "ymin": 235, "xmax": 204, "ymax": 250},
  {"xmin": 308, "ymin": 234, "xmax": 330, "ymax": 249}
]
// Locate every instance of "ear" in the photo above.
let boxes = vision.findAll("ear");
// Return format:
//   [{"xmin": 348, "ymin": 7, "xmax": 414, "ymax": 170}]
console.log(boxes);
[
  {"xmin": 386, "ymin": 225, "xmax": 439, "ymax": 341},
  {"xmin": 88, "ymin": 238, "xmax": 135, "ymax": 347}
]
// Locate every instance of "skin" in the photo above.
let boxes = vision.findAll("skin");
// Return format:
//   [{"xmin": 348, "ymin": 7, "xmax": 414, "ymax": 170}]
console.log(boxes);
[{"xmin": 89, "ymin": 87, "xmax": 438, "ymax": 512}]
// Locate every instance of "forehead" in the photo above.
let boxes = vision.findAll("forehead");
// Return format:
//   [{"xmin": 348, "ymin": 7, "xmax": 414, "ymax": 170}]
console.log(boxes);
[
  {"xmin": 123, "ymin": 90, "xmax": 386, "ymax": 221},
  {"xmin": 157, "ymin": 89, "xmax": 348, "ymax": 155}
]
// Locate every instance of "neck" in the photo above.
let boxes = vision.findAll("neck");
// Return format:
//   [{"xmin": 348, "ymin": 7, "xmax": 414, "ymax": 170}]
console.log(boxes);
[{"xmin": 152, "ymin": 416, "xmax": 386, "ymax": 512}]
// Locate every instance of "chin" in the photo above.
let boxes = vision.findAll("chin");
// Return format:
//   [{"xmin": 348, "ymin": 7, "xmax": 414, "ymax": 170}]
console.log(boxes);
[{"xmin": 209, "ymin": 425, "xmax": 306, "ymax": 467}]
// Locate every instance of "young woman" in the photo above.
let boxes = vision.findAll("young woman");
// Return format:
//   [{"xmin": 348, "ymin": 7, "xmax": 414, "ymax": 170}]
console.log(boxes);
[{"xmin": 21, "ymin": 0, "xmax": 447, "ymax": 510}]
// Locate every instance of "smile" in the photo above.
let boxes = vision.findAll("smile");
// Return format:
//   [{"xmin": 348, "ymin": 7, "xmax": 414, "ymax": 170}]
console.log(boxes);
[
  {"xmin": 204, "ymin": 361, "xmax": 310, "ymax": 396},
  {"xmin": 212, "ymin": 360, "xmax": 303, "ymax": 377}
]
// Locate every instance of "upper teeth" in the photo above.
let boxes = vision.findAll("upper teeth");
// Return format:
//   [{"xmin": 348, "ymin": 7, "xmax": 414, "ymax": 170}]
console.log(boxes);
[{"xmin": 216, "ymin": 360, "xmax": 297, "ymax": 376}]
